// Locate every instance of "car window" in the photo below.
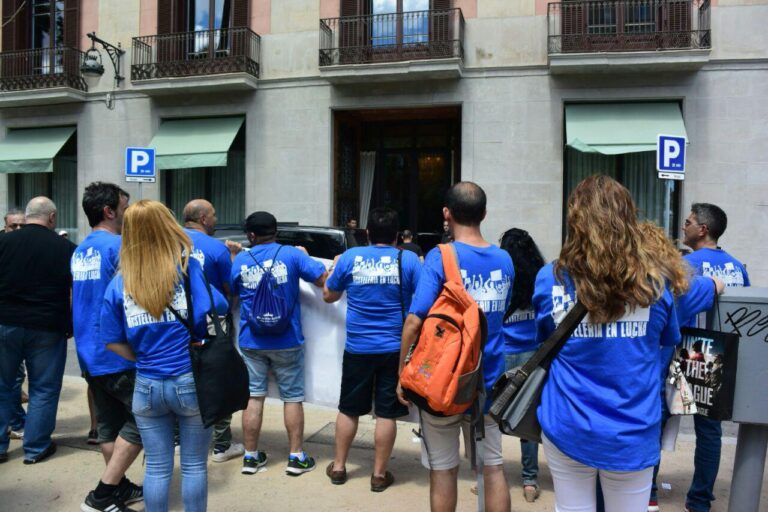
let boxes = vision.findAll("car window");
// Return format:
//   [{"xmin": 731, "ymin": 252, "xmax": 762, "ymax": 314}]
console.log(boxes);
[{"xmin": 276, "ymin": 230, "xmax": 345, "ymax": 260}]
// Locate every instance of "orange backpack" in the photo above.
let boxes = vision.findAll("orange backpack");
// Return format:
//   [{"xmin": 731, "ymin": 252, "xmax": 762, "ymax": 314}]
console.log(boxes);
[{"xmin": 400, "ymin": 244, "xmax": 487, "ymax": 416}]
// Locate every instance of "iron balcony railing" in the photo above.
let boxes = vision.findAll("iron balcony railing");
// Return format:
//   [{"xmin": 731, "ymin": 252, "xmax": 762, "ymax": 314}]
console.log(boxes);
[
  {"xmin": 0, "ymin": 46, "xmax": 87, "ymax": 92},
  {"xmin": 131, "ymin": 27, "xmax": 260, "ymax": 81},
  {"xmin": 548, "ymin": 0, "xmax": 711, "ymax": 54},
  {"xmin": 319, "ymin": 8, "xmax": 464, "ymax": 66}
]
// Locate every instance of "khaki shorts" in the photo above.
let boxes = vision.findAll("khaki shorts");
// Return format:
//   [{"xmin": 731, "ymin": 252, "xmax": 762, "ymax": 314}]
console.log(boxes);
[{"xmin": 419, "ymin": 411, "xmax": 504, "ymax": 471}]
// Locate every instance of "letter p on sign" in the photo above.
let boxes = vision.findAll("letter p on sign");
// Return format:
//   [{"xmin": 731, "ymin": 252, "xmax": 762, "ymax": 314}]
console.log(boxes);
[
  {"xmin": 125, "ymin": 147, "xmax": 156, "ymax": 183},
  {"xmin": 657, "ymin": 135, "xmax": 686, "ymax": 179}
]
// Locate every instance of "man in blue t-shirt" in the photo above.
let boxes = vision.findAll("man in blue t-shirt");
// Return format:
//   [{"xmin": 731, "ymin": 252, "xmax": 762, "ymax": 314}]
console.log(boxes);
[
  {"xmin": 398, "ymin": 182, "xmax": 514, "ymax": 512},
  {"xmin": 680, "ymin": 203, "xmax": 750, "ymax": 512},
  {"xmin": 72, "ymin": 183, "xmax": 144, "ymax": 512},
  {"xmin": 232, "ymin": 211, "xmax": 327, "ymax": 478},
  {"xmin": 182, "ymin": 199, "xmax": 242, "ymax": 464},
  {"xmin": 323, "ymin": 207, "xmax": 421, "ymax": 492}
]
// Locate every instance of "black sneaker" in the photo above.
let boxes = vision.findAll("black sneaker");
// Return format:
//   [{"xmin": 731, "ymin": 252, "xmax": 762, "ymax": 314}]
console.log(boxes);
[
  {"xmin": 87, "ymin": 429, "xmax": 99, "ymax": 445},
  {"xmin": 241, "ymin": 451, "xmax": 268, "ymax": 475},
  {"xmin": 286, "ymin": 452, "xmax": 316, "ymax": 476},
  {"xmin": 23, "ymin": 442, "xmax": 56, "ymax": 464},
  {"xmin": 80, "ymin": 491, "xmax": 136, "ymax": 512},
  {"xmin": 116, "ymin": 479, "xmax": 143, "ymax": 505}
]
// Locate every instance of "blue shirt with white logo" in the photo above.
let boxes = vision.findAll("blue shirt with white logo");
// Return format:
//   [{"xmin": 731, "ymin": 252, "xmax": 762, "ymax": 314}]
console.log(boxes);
[
  {"xmin": 232, "ymin": 243, "xmax": 326, "ymax": 351},
  {"xmin": 685, "ymin": 248, "xmax": 749, "ymax": 288},
  {"xmin": 184, "ymin": 228, "xmax": 232, "ymax": 296},
  {"xmin": 502, "ymin": 308, "xmax": 538, "ymax": 355},
  {"xmin": 100, "ymin": 258, "xmax": 228, "ymax": 379},
  {"xmin": 326, "ymin": 245, "xmax": 421, "ymax": 354},
  {"xmin": 72, "ymin": 230, "xmax": 134, "ymax": 377},
  {"xmin": 409, "ymin": 242, "xmax": 515, "ymax": 399},
  {"xmin": 533, "ymin": 263, "xmax": 680, "ymax": 471}
]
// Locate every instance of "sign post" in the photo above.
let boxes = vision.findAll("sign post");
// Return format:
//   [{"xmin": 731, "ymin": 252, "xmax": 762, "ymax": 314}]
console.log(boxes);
[
  {"xmin": 657, "ymin": 134, "xmax": 687, "ymax": 235},
  {"xmin": 125, "ymin": 147, "xmax": 156, "ymax": 200}
]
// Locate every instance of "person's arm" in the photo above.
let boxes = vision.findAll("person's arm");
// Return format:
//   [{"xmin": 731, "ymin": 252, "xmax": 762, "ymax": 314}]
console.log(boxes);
[
  {"xmin": 711, "ymin": 276, "xmax": 725, "ymax": 295},
  {"xmin": 323, "ymin": 254, "xmax": 345, "ymax": 303},
  {"xmin": 107, "ymin": 342, "xmax": 136, "ymax": 361},
  {"xmin": 396, "ymin": 313, "xmax": 424, "ymax": 406},
  {"xmin": 295, "ymin": 245, "xmax": 328, "ymax": 288},
  {"xmin": 323, "ymin": 288, "xmax": 343, "ymax": 303}
]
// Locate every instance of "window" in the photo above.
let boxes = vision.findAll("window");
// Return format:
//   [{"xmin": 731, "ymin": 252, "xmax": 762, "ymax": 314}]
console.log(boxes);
[
  {"xmin": 187, "ymin": 0, "xmax": 232, "ymax": 55},
  {"xmin": 371, "ymin": 0, "xmax": 429, "ymax": 47}
]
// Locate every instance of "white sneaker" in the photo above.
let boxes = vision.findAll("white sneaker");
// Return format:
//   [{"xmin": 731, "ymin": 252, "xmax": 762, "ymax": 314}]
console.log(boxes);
[
  {"xmin": 9, "ymin": 429, "xmax": 23, "ymax": 440},
  {"xmin": 212, "ymin": 442, "xmax": 245, "ymax": 463}
]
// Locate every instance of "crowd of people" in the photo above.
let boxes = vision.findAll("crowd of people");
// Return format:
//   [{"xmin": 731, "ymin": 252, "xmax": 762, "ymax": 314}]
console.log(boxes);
[{"xmin": 0, "ymin": 177, "xmax": 750, "ymax": 512}]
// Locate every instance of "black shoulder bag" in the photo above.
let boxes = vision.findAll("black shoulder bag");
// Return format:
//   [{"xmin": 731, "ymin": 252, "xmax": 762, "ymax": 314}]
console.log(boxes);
[
  {"xmin": 170, "ymin": 272, "xmax": 250, "ymax": 428},
  {"xmin": 489, "ymin": 302, "xmax": 587, "ymax": 443}
]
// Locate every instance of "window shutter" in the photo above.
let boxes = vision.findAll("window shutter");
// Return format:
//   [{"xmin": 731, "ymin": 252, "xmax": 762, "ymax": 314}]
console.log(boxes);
[
  {"xmin": 666, "ymin": 0, "xmax": 691, "ymax": 48},
  {"xmin": 340, "ymin": 0, "xmax": 362, "ymax": 17},
  {"xmin": 232, "ymin": 0, "xmax": 250, "ymax": 28},
  {"xmin": 63, "ymin": 0, "xmax": 80, "ymax": 49},
  {"xmin": 157, "ymin": 0, "xmax": 184, "ymax": 34},
  {"xmin": 561, "ymin": 1, "xmax": 585, "ymax": 52},
  {"xmin": 2, "ymin": 0, "xmax": 30, "ymax": 51},
  {"xmin": 432, "ymin": 0, "xmax": 451, "ymax": 10},
  {"xmin": 2, "ymin": 0, "xmax": 17, "ymax": 51}
]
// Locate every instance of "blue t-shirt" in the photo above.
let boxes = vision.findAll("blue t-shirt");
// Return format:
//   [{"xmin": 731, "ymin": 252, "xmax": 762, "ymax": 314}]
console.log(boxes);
[
  {"xmin": 232, "ymin": 243, "xmax": 326, "ymax": 351},
  {"xmin": 326, "ymin": 246, "xmax": 421, "ymax": 354},
  {"xmin": 409, "ymin": 242, "xmax": 515, "ymax": 400},
  {"xmin": 533, "ymin": 263, "xmax": 680, "ymax": 472},
  {"xmin": 71, "ymin": 231, "xmax": 134, "ymax": 377},
  {"xmin": 185, "ymin": 228, "xmax": 232, "ymax": 296},
  {"xmin": 100, "ymin": 258, "xmax": 228, "ymax": 379},
  {"xmin": 502, "ymin": 308, "xmax": 537, "ymax": 355},
  {"xmin": 685, "ymin": 248, "xmax": 750, "ymax": 288}
]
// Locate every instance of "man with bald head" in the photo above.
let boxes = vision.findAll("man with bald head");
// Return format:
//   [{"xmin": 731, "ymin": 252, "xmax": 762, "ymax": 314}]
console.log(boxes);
[
  {"xmin": 0, "ymin": 197, "xmax": 75, "ymax": 464},
  {"xmin": 183, "ymin": 199, "xmax": 244, "ymax": 463}
]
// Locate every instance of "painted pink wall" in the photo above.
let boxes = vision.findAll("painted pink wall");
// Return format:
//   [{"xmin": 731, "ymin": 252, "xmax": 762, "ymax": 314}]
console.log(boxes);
[
  {"xmin": 453, "ymin": 0, "xmax": 476, "ymax": 19},
  {"xmin": 139, "ymin": 0, "xmax": 158, "ymax": 36},
  {"xmin": 535, "ymin": 0, "xmax": 548, "ymax": 16},
  {"xmin": 320, "ymin": 0, "xmax": 339, "ymax": 19},
  {"xmin": 253, "ymin": 0, "xmax": 271, "ymax": 35},
  {"xmin": 80, "ymin": 0, "xmax": 98, "ymax": 50}
]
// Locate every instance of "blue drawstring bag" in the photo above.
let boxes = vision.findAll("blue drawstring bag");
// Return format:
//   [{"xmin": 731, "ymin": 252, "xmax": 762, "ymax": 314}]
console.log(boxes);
[{"xmin": 244, "ymin": 246, "xmax": 294, "ymax": 334}]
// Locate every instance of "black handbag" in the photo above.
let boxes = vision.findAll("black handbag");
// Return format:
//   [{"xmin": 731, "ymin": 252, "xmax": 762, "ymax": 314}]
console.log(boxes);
[
  {"xmin": 489, "ymin": 302, "xmax": 587, "ymax": 443},
  {"xmin": 171, "ymin": 272, "xmax": 250, "ymax": 428}
]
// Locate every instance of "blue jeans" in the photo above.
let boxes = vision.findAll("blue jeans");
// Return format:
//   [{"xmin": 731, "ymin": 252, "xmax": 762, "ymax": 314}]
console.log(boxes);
[
  {"xmin": 133, "ymin": 372, "xmax": 212, "ymax": 512},
  {"xmin": 686, "ymin": 415, "xmax": 722, "ymax": 511},
  {"xmin": 504, "ymin": 350, "xmax": 540, "ymax": 486},
  {"xmin": 0, "ymin": 325, "xmax": 66, "ymax": 458},
  {"xmin": 10, "ymin": 363, "xmax": 27, "ymax": 431}
]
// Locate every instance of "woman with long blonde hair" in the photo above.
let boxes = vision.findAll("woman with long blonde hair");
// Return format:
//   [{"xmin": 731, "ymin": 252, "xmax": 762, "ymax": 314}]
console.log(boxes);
[
  {"xmin": 532, "ymin": 176, "xmax": 680, "ymax": 512},
  {"xmin": 101, "ymin": 200, "xmax": 227, "ymax": 512}
]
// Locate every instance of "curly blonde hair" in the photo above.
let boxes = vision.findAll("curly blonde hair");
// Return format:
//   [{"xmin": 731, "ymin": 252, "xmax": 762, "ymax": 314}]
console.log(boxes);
[
  {"xmin": 638, "ymin": 221, "xmax": 691, "ymax": 298},
  {"xmin": 556, "ymin": 175, "xmax": 666, "ymax": 324},
  {"xmin": 120, "ymin": 200, "xmax": 192, "ymax": 319}
]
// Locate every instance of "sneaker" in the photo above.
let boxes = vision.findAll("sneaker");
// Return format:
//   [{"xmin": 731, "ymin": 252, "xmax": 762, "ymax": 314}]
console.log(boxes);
[
  {"xmin": 23, "ymin": 441, "xmax": 56, "ymax": 464},
  {"xmin": 212, "ymin": 442, "xmax": 245, "ymax": 463},
  {"xmin": 87, "ymin": 429, "xmax": 99, "ymax": 445},
  {"xmin": 241, "ymin": 452, "xmax": 268, "ymax": 475},
  {"xmin": 647, "ymin": 499, "xmax": 660, "ymax": 512},
  {"xmin": 523, "ymin": 485, "xmax": 540, "ymax": 503},
  {"xmin": 81, "ymin": 491, "xmax": 136, "ymax": 512},
  {"xmin": 116, "ymin": 479, "xmax": 143, "ymax": 505},
  {"xmin": 286, "ymin": 452, "xmax": 316, "ymax": 476},
  {"xmin": 9, "ymin": 429, "xmax": 23, "ymax": 440},
  {"xmin": 0, "ymin": 452, "xmax": 8, "ymax": 464}
]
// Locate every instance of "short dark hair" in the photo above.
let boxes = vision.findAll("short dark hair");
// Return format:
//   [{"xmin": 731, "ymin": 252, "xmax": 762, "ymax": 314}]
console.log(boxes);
[
  {"xmin": 691, "ymin": 203, "xmax": 728, "ymax": 241},
  {"xmin": 4, "ymin": 208, "xmax": 23, "ymax": 222},
  {"xmin": 367, "ymin": 207, "xmax": 399, "ymax": 244},
  {"xmin": 82, "ymin": 182, "xmax": 129, "ymax": 228},
  {"xmin": 402, "ymin": 229, "xmax": 414, "ymax": 240},
  {"xmin": 445, "ymin": 182, "xmax": 486, "ymax": 226}
]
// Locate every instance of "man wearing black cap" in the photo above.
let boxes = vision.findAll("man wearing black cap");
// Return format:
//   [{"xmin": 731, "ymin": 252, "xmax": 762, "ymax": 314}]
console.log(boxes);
[{"xmin": 231, "ymin": 211, "xmax": 328, "ymax": 477}]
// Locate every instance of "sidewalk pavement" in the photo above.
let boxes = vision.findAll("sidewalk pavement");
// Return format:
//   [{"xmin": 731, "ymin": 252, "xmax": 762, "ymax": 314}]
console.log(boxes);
[{"xmin": 1, "ymin": 376, "xmax": 766, "ymax": 511}]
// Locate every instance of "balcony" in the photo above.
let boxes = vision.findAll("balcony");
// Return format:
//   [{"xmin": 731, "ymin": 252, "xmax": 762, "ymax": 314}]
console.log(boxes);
[
  {"xmin": 131, "ymin": 27, "xmax": 260, "ymax": 94},
  {"xmin": 0, "ymin": 47, "xmax": 87, "ymax": 107},
  {"xmin": 319, "ymin": 8, "xmax": 464, "ymax": 83},
  {"xmin": 547, "ymin": 0, "xmax": 711, "ymax": 74}
]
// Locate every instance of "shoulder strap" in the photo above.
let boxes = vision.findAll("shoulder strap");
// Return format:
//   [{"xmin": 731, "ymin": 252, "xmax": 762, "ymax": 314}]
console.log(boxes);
[
  {"xmin": 398, "ymin": 249, "xmax": 405, "ymax": 322},
  {"xmin": 247, "ymin": 245, "xmax": 285, "ymax": 277},
  {"xmin": 168, "ymin": 271, "xmax": 195, "ymax": 338},
  {"xmin": 520, "ymin": 302, "xmax": 587, "ymax": 377},
  {"xmin": 438, "ymin": 243, "xmax": 462, "ymax": 286}
]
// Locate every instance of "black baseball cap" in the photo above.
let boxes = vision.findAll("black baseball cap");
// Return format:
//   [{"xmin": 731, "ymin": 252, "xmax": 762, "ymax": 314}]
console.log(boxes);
[{"xmin": 245, "ymin": 211, "xmax": 277, "ymax": 236}]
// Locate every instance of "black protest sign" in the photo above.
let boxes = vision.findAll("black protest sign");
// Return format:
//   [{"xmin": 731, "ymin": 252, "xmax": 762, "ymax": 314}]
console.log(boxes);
[{"xmin": 677, "ymin": 327, "xmax": 739, "ymax": 421}]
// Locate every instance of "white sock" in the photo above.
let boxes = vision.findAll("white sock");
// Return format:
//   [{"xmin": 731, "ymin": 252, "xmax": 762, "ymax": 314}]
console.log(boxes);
[
  {"xmin": 245, "ymin": 450, "xmax": 261, "ymax": 459},
  {"xmin": 290, "ymin": 451, "xmax": 306, "ymax": 461}
]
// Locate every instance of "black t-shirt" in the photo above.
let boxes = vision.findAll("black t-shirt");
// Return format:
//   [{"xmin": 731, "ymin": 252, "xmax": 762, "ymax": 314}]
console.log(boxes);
[
  {"xmin": 399, "ymin": 242, "xmax": 423, "ymax": 258},
  {"xmin": 0, "ymin": 224, "xmax": 76, "ymax": 334}
]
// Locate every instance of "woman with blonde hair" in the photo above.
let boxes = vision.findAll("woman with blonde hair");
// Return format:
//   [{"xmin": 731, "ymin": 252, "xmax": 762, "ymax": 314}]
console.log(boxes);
[
  {"xmin": 101, "ymin": 200, "xmax": 227, "ymax": 512},
  {"xmin": 532, "ymin": 176, "xmax": 680, "ymax": 511}
]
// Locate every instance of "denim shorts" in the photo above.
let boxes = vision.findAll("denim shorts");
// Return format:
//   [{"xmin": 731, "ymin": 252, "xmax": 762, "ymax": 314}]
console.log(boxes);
[{"xmin": 240, "ymin": 346, "xmax": 304, "ymax": 402}]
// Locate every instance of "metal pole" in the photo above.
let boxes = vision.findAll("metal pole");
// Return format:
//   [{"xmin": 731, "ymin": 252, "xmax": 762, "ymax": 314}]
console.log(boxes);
[
  {"xmin": 138, "ymin": 182, "xmax": 143, "ymax": 201},
  {"xmin": 663, "ymin": 179, "xmax": 673, "ymax": 236},
  {"xmin": 728, "ymin": 424, "xmax": 768, "ymax": 512}
]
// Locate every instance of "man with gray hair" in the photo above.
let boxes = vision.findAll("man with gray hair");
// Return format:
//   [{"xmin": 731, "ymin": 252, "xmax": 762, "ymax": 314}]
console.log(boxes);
[
  {"xmin": 3, "ymin": 208, "xmax": 25, "ymax": 233},
  {"xmin": 0, "ymin": 196, "xmax": 75, "ymax": 464}
]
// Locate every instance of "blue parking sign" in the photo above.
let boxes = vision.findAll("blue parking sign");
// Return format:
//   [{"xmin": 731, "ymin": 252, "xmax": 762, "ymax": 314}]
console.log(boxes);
[
  {"xmin": 657, "ymin": 135, "xmax": 686, "ymax": 180},
  {"xmin": 125, "ymin": 147, "xmax": 156, "ymax": 183}
]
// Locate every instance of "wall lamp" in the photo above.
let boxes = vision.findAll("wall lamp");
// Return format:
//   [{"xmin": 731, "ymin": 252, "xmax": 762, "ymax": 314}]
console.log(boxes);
[{"xmin": 81, "ymin": 32, "xmax": 125, "ymax": 88}]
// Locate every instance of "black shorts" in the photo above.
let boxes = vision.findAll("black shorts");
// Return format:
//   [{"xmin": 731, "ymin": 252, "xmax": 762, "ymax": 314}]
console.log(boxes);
[
  {"xmin": 338, "ymin": 351, "xmax": 408, "ymax": 419},
  {"xmin": 86, "ymin": 369, "xmax": 142, "ymax": 446}
]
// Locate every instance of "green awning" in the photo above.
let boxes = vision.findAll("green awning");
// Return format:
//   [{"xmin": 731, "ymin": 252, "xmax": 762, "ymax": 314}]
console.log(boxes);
[
  {"xmin": 0, "ymin": 126, "xmax": 76, "ymax": 173},
  {"xmin": 150, "ymin": 116, "xmax": 244, "ymax": 170},
  {"xmin": 566, "ymin": 103, "xmax": 688, "ymax": 155}
]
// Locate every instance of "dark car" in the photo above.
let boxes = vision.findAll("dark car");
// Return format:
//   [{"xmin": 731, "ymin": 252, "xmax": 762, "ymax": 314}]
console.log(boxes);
[{"xmin": 214, "ymin": 223, "xmax": 368, "ymax": 260}]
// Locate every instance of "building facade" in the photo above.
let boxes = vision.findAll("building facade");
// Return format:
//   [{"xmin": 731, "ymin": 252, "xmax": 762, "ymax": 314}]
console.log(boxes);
[{"xmin": 1, "ymin": 0, "xmax": 766, "ymax": 285}]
